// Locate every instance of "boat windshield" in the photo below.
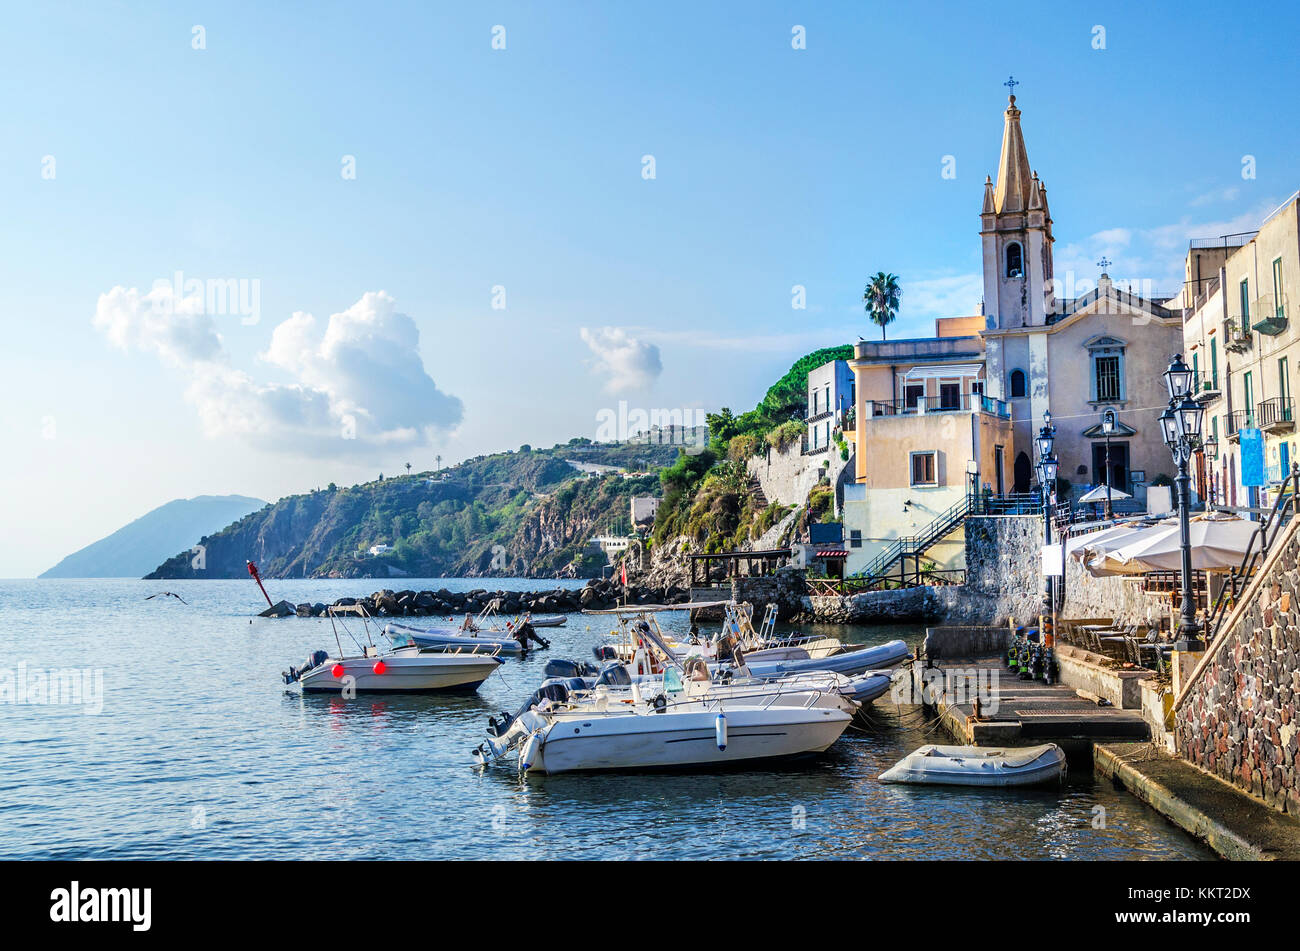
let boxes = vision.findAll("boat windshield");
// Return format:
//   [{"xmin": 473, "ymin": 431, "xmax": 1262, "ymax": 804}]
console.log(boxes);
[{"xmin": 663, "ymin": 667, "xmax": 684, "ymax": 694}]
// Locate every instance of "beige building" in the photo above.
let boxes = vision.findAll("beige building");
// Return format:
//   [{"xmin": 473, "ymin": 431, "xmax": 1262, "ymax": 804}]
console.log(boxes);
[
  {"xmin": 842, "ymin": 327, "xmax": 1013, "ymax": 573},
  {"xmin": 1182, "ymin": 192, "xmax": 1300, "ymax": 510}
]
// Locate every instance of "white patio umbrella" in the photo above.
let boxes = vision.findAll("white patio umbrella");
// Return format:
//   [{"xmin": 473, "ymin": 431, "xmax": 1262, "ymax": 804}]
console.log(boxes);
[
  {"xmin": 1087, "ymin": 514, "xmax": 1261, "ymax": 576},
  {"xmin": 1064, "ymin": 521, "xmax": 1152, "ymax": 562},
  {"xmin": 1076, "ymin": 484, "xmax": 1133, "ymax": 504}
]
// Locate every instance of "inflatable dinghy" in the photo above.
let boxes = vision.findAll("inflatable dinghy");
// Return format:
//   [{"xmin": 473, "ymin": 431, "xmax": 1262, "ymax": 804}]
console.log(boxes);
[{"xmin": 879, "ymin": 743, "xmax": 1066, "ymax": 787}]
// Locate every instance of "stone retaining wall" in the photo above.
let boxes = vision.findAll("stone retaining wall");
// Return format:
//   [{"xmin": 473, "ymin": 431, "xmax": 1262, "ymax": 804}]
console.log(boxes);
[{"xmin": 1175, "ymin": 516, "xmax": 1300, "ymax": 816}]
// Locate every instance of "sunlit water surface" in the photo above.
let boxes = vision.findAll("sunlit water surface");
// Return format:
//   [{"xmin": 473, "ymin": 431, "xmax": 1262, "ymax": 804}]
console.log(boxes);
[{"xmin": 0, "ymin": 579, "xmax": 1212, "ymax": 859}]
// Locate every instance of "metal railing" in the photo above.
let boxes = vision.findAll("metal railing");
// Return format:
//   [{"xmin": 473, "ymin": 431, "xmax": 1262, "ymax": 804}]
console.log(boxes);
[
  {"xmin": 1193, "ymin": 371, "xmax": 1221, "ymax": 399},
  {"xmin": 1223, "ymin": 317, "xmax": 1253, "ymax": 353},
  {"xmin": 1257, "ymin": 396, "xmax": 1294, "ymax": 429},
  {"xmin": 1227, "ymin": 409, "xmax": 1254, "ymax": 437},
  {"xmin": 866, "ymin": 393, "xmax": 1010, "ymax": 420}
]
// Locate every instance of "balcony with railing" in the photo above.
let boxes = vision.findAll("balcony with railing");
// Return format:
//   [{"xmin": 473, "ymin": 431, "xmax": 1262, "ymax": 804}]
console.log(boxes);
[
  {"xmin": 1223, "ymin": 317, "xmax": 1253, "ymax": 353},
  {"xmin": 1258, "ymin": 396, "xmax": 1295, "ymax": 434},
  {"xmin": 865, "ymin": 392, "xmax": 1011, "ymax": 420},
  {"xmin": 1193, "ymin": 371, "xmax": 1221, "ymax": 404},
  {"xmin": 1251, "ymin": 292, "xmax": 1288, "ymax": 336},
  {"xmin": 1227, "ymin": 408, "xmax": 1254, "ymax": 441}
]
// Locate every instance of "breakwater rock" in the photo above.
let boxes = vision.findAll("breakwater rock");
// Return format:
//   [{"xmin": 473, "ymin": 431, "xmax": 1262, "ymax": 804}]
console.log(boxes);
[{"xmin": 282, "ymin": 577, "xmax": 693, "ymax": 618}]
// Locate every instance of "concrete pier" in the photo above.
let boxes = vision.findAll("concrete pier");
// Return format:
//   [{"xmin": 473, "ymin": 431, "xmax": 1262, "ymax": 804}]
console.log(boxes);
[
  {"xmin": 915, "ymin": 656, "xmax": 1150, "ymax": 754},
  {"xmin": 1095, "ymin": 742, "xmax": 1300, "ymax": 861}
]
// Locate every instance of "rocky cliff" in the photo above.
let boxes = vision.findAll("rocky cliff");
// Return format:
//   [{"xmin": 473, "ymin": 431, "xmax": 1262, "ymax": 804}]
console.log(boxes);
[{"xmin": 146, "ymin": 441, "xmax": 677, "ymax": 580}]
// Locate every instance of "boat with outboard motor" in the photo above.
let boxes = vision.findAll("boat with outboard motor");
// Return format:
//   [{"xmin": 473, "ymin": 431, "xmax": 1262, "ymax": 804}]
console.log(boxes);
[
  {"xmin": 473, "ymin": 677, "xmax": 852, "ymax": 774},
  {"xmin": 282, "ymin": 607, "xmax": 505, "ymax": 694}
]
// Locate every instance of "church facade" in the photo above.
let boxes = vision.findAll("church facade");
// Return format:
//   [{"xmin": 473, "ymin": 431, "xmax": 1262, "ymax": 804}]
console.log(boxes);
[{"xmin": 839, "ymin": 93, "xmax": 1184, "ymax": 575}]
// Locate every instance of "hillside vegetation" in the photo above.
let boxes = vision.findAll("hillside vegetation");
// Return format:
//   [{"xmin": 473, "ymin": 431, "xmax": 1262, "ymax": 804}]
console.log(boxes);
[
  {"xmin": 146, "ymin": 440, "xmax": 676, "ymax": 579},
  {"xmin": 651, "ymin": 345, "xmax": 850, "ymax": 553}
]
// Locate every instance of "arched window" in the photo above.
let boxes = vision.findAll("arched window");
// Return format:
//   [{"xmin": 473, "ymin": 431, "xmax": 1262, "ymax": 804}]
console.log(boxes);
[
  {"xmin": 1006, "ymin": 242, "xmax": 1023, "ymax": 278},
  {"xmin": 1009, "ymin": 369, "xmax": 1027, "ymax": 399}
]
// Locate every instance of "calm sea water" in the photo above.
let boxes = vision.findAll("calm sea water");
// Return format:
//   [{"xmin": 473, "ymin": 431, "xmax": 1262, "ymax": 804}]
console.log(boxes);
[{"xmin": 0, "ymin": 578, "xmax": 1212, "ymax": 860}]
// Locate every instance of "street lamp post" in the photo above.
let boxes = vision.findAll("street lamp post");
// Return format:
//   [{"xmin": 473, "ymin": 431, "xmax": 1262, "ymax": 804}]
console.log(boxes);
[
  {"xmin": 1034, "ymin": 412, "xmax": 1058, "ymax": 611},
  {"xmin": 1160, "ymin": 355, "xmax": 1205, "ymax": 650},
  {"xmin": 1101, "ymin": 407, "xmax": 1117, "ymax": 519}
]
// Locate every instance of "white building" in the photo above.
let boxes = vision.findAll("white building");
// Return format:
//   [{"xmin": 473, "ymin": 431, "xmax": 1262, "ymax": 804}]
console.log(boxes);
[
  {"xmin": 630, "ymin": 495, "xmax": 660, "ymax": 528},
  {"xmin": 806, "ymin": 359, "xmax": 854, "ymax": 452},
  {"xmin": 368, "ymin": 544, "xmax": 392, "ymax": 556}
]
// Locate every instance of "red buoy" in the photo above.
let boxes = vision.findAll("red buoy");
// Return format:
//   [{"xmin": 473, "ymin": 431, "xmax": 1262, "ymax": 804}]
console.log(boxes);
[
  {"xmin": 372, "ymin": 660, "xmax": 387, "ymax": 675},
  {"xmin": 332, "ymin": 664, "xmax": 345, "ymax": 678}
]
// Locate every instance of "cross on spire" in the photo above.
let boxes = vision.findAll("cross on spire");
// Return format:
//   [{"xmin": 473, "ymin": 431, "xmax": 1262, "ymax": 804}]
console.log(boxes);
[
  {"xmin": 1097, "ymin": 256, "xmax": 1113, "ymax": 271},
  {"xmin": 1003, "ymin": 75, "xmax": 1019, "ymax": 97}
]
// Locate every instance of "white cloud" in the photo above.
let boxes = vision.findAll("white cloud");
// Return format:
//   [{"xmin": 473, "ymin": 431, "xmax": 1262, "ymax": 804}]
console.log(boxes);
[
  {"xmin": 93, "ymin": 285, "xmax": 225, "ymax": 365},
  {"xmin": 1054, "ymin": 201, "xmax": 1279, "ymax": 295},
  {"xmin": 93, "ymin": 287, "xmax": 462, "ymax": 455},
  {"xmin": 579, "ymin": 326, "xmax": 662, "ymax": 392}
]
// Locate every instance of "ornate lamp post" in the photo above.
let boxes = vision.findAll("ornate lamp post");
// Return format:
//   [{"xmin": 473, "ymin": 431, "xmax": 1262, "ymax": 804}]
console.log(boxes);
[
  {"xmin": 1160, "ymin": 355, "xmax": 1205, "ymax": 650},
  {"xmin": 1100, "ymin": 407, "xmax": 1117, "ymax": 519},
  {"xmin": 1034, "ymin": 412, "xmax": 1058, "ymax": 612}
]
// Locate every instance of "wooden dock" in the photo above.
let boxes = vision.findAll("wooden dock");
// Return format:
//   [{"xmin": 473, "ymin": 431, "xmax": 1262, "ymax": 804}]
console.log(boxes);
[{"xmin": 913, "ymin": 656, "xmax": 1150, "ymax": 754}]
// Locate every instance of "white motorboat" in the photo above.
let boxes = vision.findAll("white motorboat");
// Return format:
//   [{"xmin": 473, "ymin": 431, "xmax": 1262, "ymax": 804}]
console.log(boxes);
[
  {"xmin": 384, "ymin": 621, "xmax": 526, "ymax": 655},
  {"xmin": 542, "ymin": 658, "xmax": 861, "ymax": 716},
  {"xmin": 475, "ymin": 680, "xmax": 851, "ymax": 775},
  {"xmin": 282, "ymin": 608, "xmax": 504, "ymax": 694},
  {"xmin": 879, "ymin": 743, "xmax": 1067, "ymax": 787}
]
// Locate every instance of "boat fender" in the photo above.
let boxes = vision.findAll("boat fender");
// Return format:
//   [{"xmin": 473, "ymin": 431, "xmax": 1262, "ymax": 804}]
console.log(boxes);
[
  {"xmin": 373, "ymin": 660, "xmax": 387, "ymax": 675},
  {"xmin": 519, "ymin": 731, "xmax": 542, "ymax": 772},
  {"xmin": 715, "ymin": 712, "xmax": 727, "ymax": 751}
]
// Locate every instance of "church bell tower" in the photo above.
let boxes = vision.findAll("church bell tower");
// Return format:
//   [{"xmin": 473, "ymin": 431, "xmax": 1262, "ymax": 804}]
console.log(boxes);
[{"xmin": 981, "ymin": 89, "xmax": 1055, "ymax": 330}]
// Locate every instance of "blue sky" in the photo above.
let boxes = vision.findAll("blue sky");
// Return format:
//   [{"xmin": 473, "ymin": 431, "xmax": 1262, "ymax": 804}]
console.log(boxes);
[{"xmin": 2, "ymin": 1, "xmax": 1298, "ymax": 576}]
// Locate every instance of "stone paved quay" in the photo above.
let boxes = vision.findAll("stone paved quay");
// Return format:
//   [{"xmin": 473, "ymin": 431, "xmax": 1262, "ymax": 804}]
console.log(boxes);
[
  {"xmin": 914, "ymin": 656, "xmax": 1149, "ymax": 754},
  {"xmin": 1096, "ymin": 742, "xmax": 1300, "ymax": 861}
]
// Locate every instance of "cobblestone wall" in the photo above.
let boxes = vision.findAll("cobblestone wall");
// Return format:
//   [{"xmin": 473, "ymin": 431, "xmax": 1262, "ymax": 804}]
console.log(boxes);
[
  {"xmin": 1175, "ymin": 520, "xmax": 1300, "ymax": 816},
  {"xmin": 747, "ymin": 440, "xmax": 852, "ymax": 511},
  {"xmin": 731, "ymin": 567, "xmax": 808, "ymax": 620},
  {"xmin": 962, "ymin": 515, "xmax": 1043, "ymax": 622}
]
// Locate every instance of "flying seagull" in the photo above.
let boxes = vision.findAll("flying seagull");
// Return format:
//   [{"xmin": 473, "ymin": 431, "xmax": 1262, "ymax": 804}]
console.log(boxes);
[{"xmin": 145, "ymin": 592, "xmax": 188, "ymax": 604}]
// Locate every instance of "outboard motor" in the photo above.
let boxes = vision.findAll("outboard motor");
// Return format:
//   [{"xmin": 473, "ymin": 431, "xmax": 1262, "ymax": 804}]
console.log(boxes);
[
  {"xmin": 487, "ymin": 679, "xmax": 571, "ymax": 737},
  {"xmin": 594, "ymin": 662, "xmax": 633, "ymax": 688},
  {"xmin": 593, "ymin": 645, "xmax": 619, "ymax": 662},
  {"xmin": 282, "ymin": 649, "xmax": 330, "ymax": 685},
  {"xmin": 543, "ymin": 658, "xmax": 597, "ymax": 680}
]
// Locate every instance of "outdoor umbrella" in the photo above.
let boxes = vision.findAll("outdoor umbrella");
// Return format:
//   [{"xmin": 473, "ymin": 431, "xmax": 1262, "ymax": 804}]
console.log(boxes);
[
  {"xmin": 1064, "ymin": 521, "xmax": 1153, "ymax": 562},
  {"xmin": 1086, "ymin": 514, "xmax": 1261, "ymax": 576},
  {"xmin": 1076, "ymin": 484, "xmax": 1133, "ymax": 504}
]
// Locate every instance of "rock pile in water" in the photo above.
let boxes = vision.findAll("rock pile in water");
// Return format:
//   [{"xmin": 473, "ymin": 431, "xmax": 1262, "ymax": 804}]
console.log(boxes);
[{"xmin": 280, "ymin": 577, "xmax": 693, "ymax": 618}]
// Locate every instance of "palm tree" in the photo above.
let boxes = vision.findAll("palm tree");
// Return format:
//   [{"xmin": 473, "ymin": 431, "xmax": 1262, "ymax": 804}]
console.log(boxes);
[
  {"xmin": 405, "ymin": 462, "xmax": 412, "ymax": 476},
  {"xmin": 863, "ymin": 272, "xmax": 902, "ymax": 340}
]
